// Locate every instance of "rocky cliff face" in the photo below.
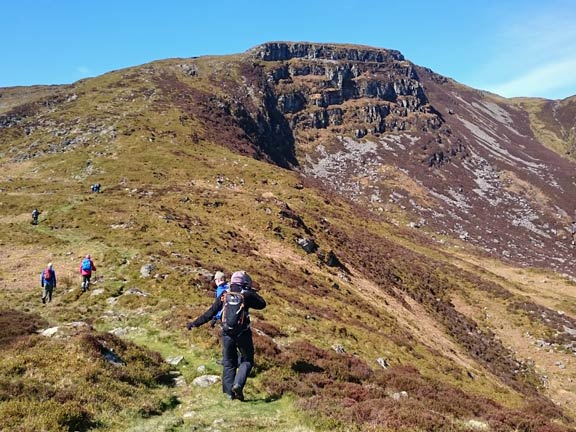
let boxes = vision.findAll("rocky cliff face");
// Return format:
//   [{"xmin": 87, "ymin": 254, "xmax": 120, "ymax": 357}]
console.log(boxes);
[
  {"xmin": 248, "ymin": 42, "xmax": 440, "ymax": 140},
  {"xmin": 236, "ymin": 42, "xmax": 576, "ymax": 276}
]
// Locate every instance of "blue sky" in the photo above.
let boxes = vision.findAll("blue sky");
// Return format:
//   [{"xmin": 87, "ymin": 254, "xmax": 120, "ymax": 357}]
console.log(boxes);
[{"xmin": 2, "ymin": 0, "xmax": 575, "ymax": 99}]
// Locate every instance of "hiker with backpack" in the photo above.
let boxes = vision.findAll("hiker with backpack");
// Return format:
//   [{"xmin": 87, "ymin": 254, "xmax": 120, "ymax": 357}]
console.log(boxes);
[
  {"xmin": 210, "ymin": 271, "xmax": 244, "ymax": 366},
  {"xmin": 79, "ymin": 255, "xmax": 96, "ymax": 292},
  {"xmin": 31, "ymin": 208, "xmax": 40, "ymax": 225},
  {"xmin": 40, "ymin": 263, "xmax": 56, "ymax": 304},
  {"xmin": 187, "ymin": 270, "xmax": 266, "ymax": 401}
]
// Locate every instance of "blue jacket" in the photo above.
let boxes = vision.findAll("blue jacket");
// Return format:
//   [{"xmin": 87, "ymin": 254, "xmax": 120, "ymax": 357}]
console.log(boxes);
[
  {"xmin": 41, "ymin": 268, "xmax": 56, "ymax": 287},
  {"xmin": 215, "ymin": 282, "xmax": 228, "ymax": 320}
]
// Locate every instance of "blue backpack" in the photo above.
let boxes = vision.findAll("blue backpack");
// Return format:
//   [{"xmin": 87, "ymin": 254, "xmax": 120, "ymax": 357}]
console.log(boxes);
[{"xmin": 81, "ymin": 259, "xmax": 92, "ymax": 271}]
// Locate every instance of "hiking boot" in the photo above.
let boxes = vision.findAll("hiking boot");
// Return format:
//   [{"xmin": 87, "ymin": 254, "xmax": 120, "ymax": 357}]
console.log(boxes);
[
  {"xmin": 42, "ymin": 298, "xmax": 45, "ymax": 304},
  {"xmin": 231, "ymin": 384, "xmax": 244, "ymax": 401}
]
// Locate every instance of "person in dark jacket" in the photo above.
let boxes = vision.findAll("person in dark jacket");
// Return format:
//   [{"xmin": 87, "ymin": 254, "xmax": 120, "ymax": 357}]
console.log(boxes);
[
  {"xmin": 40, "ymin": 262, "xmax": 56, "ymax": 304},
  {"xmin": 32, "ymin": 208, "xmax": 40, "ymax": 225},
  {"xmin": 187, "ymin": 271, "xmax": 266, "ymax": 401}
]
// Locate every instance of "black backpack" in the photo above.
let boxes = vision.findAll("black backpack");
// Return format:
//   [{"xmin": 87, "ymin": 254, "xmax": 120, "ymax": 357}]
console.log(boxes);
[{"xmin": 221, "ymin": 291, "xmax": 246, "ymax": 335}]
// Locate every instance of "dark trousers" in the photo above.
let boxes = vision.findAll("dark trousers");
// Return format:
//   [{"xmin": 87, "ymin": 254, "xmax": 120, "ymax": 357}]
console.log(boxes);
[
  {"xmin": 42, "ymin": 283, "xmax": 54, "ymax": 303},
  {"xmin": 82, "ymin": 275, "xmax": 91, "ymax": 290},
  {"xmin": 221, "ymin": 328, "xmax": 254, "ymax": 395}
]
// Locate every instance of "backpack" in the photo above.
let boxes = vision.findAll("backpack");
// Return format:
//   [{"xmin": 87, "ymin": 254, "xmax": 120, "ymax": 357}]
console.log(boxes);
[
  {"xmin": 81, "ymin": 259, "xmax": 92, "ymax": 271},
  {"xmin": 44, "ymin": 268, "xmax": 53, "ymax": 281},
  {"xmin": 221, "ymin": 291, "xmax": 246, "ymax": 335}
]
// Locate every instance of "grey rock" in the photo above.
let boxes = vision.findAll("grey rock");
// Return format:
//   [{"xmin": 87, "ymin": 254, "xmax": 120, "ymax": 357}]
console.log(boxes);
[
  {"xmin": 249, "ymin": 42, "xmax": 404, "ymax": 63},
  {"xmin": 391, "ymin": 391, "xmax": 408, "ymax": 401},
  {"xmin": 555, "ymin": 361, "xmax": 566, "ymax": 369},
  {"xmin": 106, "ymin": 297, "xmax": 119, "ymax": 305},
  {"xmin": 140, "ymin": 264, "xmax": 156, "ymax": 278},
  {"xmin": 297, "ymin": 237, "xmax": 318, "ymax": 253},
  {"xmin": 332, "ymin": 344, "xmax": 345, "ymax": 353},
  {"xmin": 166, "ymin": 355, "xmax": 184, "ymax": 366},
  {"xmin": 192, "ymin": 375, "xmax": 220, "ymax": 387},
  {"xmin": 535, "ymin": 339, "xmax": 550, "ymax": 348},
  {"xmin": 103, "ymin": 349, "xmax": 125, "ymax": 366},
  {"xmin": 124, "ymin": 288, "xmax": 150, "ymax": 297},
  {"xmin": 463, "ymin": 420, "xmax": 490, "ymax": 431},
  {"xmin": 376, "ymin": 357, "xmax": 389, "ymax": 369},
  {"xmin": 108, "ymin": 327, "xmax": 141, "ymax": 336},
  {"xmin": 39, "ymin": 327, "xmax": 59, "ymax": 337},
  {"xmin": 68, "ymin": 321, "xmax": 90, "ymax": 328}
]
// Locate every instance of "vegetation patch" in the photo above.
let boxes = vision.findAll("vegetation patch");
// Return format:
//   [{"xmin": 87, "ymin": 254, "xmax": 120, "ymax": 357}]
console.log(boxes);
[{"xmin": 0, "ymin": 328, "xmax": 174, "ymax": 431}]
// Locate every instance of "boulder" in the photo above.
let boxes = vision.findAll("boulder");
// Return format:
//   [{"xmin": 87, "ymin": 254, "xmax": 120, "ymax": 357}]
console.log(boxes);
[
  {"xmin": 39, "ymin": 327, "xmax": 59, "ymax": 337},
  {"xmin": 140, "ymin": 264, "xmax": 156, "ymax": 278},
  {"xmin": 376, "ymin": 357, "xmax": 389, "ymax": 369},
  {"xmin": 166, "ymin": 355, "xmax": 184, "ymax": 366},
  {"xmin": 192, "ymin": 375, "xmax": 220, "ymax": 387},
  {"xmin": 297, "ymin": 237, "xmax": 318, "ymax": 253}
]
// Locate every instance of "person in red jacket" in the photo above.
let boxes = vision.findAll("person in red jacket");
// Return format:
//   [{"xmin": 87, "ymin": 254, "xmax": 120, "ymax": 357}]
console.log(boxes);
[
  {"xmin": 41, "ymin": 262, "xmax": 56, "ymax": 304},
  {"xmin": 80, "ymin": 255, "xmax": 96, "ymax": 292}
]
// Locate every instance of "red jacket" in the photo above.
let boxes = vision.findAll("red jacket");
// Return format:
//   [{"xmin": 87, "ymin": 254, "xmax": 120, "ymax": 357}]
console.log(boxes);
[{"xmin": 80, "ymin": 259, "xmax": 96, "ymax": 276}]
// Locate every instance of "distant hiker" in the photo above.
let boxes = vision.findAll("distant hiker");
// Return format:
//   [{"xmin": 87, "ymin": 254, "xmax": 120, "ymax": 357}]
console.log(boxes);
[
  {"xmin": 41, "ymin": 262, "xmax": 56, "ymax": 304},
  {"xmin": 187, "ymin": 270, "xmax": 265, "ymax": 401},
  {"xmin": 31, "ymin": 208, "xmax": 40, "ymax": 225},
  {"xmin": 571, "ymin": 221, "xmax": 576, "ymax": 246},
  {"xmin": 80, "ymin": 255, "xmax": 96, "ymax": 292},
  {"xmin": 91, "ymin": 183, "xmax": 101, "ymax": 193}
]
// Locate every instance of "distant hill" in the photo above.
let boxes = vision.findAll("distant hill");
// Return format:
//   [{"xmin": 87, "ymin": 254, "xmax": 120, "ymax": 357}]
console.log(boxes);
[{"xmin": 0, "ymin": 41, "xmax": 575, "ymax": 431}]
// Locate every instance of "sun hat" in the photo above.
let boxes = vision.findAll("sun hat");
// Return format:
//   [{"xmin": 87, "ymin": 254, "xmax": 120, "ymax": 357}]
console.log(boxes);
[
  {"xmin": 230, "ymin": 271, "xmax": 252, "ymax": 288},
  {"xmin": 213, "ymin": 271, "xmax": 226, "ymax": 281}
]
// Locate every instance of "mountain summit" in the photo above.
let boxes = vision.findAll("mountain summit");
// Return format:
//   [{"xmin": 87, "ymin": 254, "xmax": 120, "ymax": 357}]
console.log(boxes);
[{"xmin": 1, "ymin": 42, "xmax": 575, "ymax": 431}]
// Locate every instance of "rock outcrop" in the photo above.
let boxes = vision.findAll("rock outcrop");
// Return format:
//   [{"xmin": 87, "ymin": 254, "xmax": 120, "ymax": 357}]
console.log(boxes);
[{"xmin": 246, "ymin": 42, "xmax": 439, "ymax": 140}]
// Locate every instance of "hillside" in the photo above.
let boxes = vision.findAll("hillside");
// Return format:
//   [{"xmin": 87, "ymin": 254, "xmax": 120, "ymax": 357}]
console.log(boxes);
[{"xmin": 1, "ymin": 42, "xmax": 575, "ymax": 432}]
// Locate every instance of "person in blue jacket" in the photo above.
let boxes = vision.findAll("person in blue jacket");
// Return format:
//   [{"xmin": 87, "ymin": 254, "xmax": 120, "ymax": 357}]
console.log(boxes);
[
  {"xmin": 40, "ymin": 262, "xmax": 56, "ymax": 304},
  {"xmin": 211, "ymin": 271, "xmax": 228, "ymax": 325}
]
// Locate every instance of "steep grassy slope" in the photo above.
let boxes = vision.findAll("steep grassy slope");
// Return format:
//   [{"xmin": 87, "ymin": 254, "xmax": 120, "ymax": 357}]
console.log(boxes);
[
  {"xmin": 512, "ymin": 96, "xmax": 576, "ymax": 160},
  {"xmin": 1, "ymin": 50, "xmax": 575, "ymax": 431}
]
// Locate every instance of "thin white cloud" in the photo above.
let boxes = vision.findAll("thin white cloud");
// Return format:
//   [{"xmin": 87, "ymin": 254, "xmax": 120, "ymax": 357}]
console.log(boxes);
[
  {"xmin": 485, "ymin": 57, "xmax": 576, "ymax": 98},
  {"xmin": 471, "ymin": 2, "xmax": 576, "ymax": 98}
]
